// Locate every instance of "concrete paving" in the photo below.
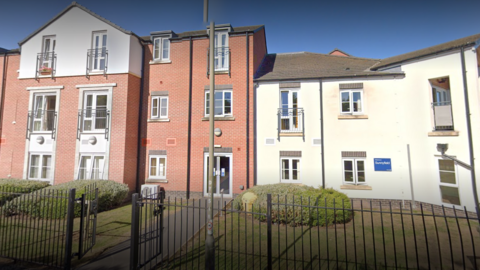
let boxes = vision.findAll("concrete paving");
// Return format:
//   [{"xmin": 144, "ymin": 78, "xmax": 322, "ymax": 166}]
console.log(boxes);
[{"xmin": 77, "ymin": 197, "xmax": 230, "ymax": 270}]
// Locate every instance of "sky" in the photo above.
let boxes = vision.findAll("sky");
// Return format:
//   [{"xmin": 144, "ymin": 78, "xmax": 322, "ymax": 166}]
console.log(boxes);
[{"xmin": 0, "ymin": 0, "xmax": 479, "ymax": 59}]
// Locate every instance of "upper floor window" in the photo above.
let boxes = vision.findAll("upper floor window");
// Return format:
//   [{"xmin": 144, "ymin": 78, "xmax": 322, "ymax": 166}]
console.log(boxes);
[
  {"xmin": 40, "ymin": 36, "xmax": 56, "ymax": 70},
  {"xmin": 340, "ymin": 89, "xmax": 363, "ymax": 114},
  {"xmin": 153, "ymin": 37, "xmax": 170, "ymax": 61},
  {"xmin": 205, "ymin": 90, "xmax": 232, "ymax": 116},
  {"xmin": 429, "ymin": 77, "xmax": 453, "ymax": 131},
  {"xmin": 214, "ymin": 32, "xmax": 229, "ymax": 71},
  {"xmin": 88, "ymin": 32, "xmax": 108, "ymax": 72},
  {"xmin": 151, "ymin": 96, "xmax": 168, "ymax": 119},
  {"xmin": 279, "ymin": 90, "xmax": 301, "ymax": 132},
  {"xmin": 32, "ymin": 93, "xmax": 56, "ymax": 132},
  {"xmin": 81, "ymin": 92, "xmax": 108, "ymax": 131}
]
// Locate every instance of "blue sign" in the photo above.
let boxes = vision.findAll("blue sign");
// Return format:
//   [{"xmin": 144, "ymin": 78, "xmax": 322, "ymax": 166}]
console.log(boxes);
[{"xmin": 374, "ymin": 158, "xmax": 392, "ymax": 171}]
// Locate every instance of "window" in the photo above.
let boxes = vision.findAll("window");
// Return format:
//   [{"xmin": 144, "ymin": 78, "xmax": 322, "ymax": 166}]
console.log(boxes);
[
  {"xmin": 438, "ymin": 159, "xmax": 460, "ymax": 205},
  {"xmin": 78, "ymin": 155, "xmax": 105, "ymax": 180},
  {"xmin": 281, "ymin": 158, "xmax": 301, "ymax": 182},
  {"xmin": 429, "ymin": 77, "xmax": 453, "ymax": 130},
  {"xmin": 32, "ymin": 94, "xmax": 56, "ymax": 131},
  {"xmin": 40, "ymin": 36, "xmax": 56, "ymax": 70},
  {"xmin": 280, "ymin": 90, "xmax": 300, "ymax": 131},
  {"xmin": 153, "ymin": 37, "xmax": 170, "ymax": 61},
  {"xmin": 28, "ymin": 154, "xmax": 52, "ymax": 180},
  {"xmin": 214, "ymin": 32, "xmax": 229, "ymax": 71},
  {"xmin": 151, "ymin": 96, "xmax": 168, "ymax": 119},
  {"xmin": 340, "ymin": 90, "xmax": 363, "ymax": 114},
  {"xmin": 149, "ymin": 155, "xmax": 167, "ymax": 179},
  {"xmin": 91, "ymin": 32, "xmax": 107, "ymax": 71},
  {"xmin": 343, "ymin": 159, "xmax": 366, "ymax": 184},
  {"xmin": 205, "ymin": 90, "xmax": 232, "ymax": 116},
  {"xmin": 82, "ymin": 92, "xmax": 108, "ymax": 131}
]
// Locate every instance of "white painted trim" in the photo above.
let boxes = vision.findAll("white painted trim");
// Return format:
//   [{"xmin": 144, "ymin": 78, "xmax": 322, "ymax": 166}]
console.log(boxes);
[
  {"xmin": 76, "ymin": 83, "xmax": 117, "ymax": 88},
  {"xmin": 26, "ymin": 86, "xmax": 64, "ymax": 91},
  {"xmin": 203, "ymin": 152, "xmax": 233, "ymax": 197}
]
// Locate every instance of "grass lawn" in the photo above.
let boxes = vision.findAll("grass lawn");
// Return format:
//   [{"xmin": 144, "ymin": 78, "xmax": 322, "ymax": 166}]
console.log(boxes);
[{"xmin": 167, "ymin": 207, "xmax": 480, "ymax": 270}]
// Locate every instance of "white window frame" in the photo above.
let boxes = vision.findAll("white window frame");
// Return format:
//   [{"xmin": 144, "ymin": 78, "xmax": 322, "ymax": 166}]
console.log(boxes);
[
  {"xmin": 437, "ymin": 158, "xmax": 461, "ymax": 205},
  {"xmin": 340, "ymin": 89, "xmax": 364, "ymax": 114},
  {"xmin": 82, "ymin": 91, "xmax": 108, "ymax": 132},
  {"xmin": 151, "ymin": 96, "xmax": 168, "ymax": 119},
  {"xmin": 280, "ymin": 157, "xmax": 301, "ymax": 183},
  {"xmin": 342, "ymin": 158, "xmax": 366, "ymax": 185},
  {"xmin": 149, "ymin": 155, "xmax": 167, "ymax": 179},
  {"xmin": 40, "ymin": 35, "xmax": 56, "ymax": 70},
  {"xmin": 91, "ymin": 31, "xmax": 107, "ymax": 72},
  {"xmin": 32, "ymin": 93, "xmax": 56, "ymax": 132},
  {"xmin": 205, "ymin": 90, "xmax": 233, "ymax": 117},
  {"xmin": 153, "ymin": 37, "xmax": 170, "ymax": 61},
  {"xmin": 77, "ymin": 154, "xmax": 105, "ymax": 180},
  {"xmin": 214, "ymin": 31, "xmax": 229, "ymax": 71},
  {"xmin": 280, "ymin": 89, "xmax": 300, "ymax": 132},
  {"xmin": 28, "ymin": 153, "xmax": 52, "ymax": 181}
]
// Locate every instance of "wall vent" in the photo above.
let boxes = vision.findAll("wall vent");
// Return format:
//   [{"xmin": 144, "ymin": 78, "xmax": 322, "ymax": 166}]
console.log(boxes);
[
  {"xmin": 265, "ymin": 138, "xmax": 275, "ymax": 145},
  {"xmin": 166, "ymin": 138, "xmax": 177, "ymax": 146},
  {"xmin": 312, "ymin": 138, "xmax": 321, "ymax": 146}
]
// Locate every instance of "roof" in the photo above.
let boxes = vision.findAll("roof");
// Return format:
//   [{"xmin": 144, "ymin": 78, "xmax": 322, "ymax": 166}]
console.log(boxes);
[
  {"xmin": 255, "ymin": 52, "xmax": 403, "ymax": 81},
  {"xmin": 372, "ymin": 33, "xmax": 480, "ymax": 70},
  {"xmin": 19, "ymin": 1, "xmax": 139, "ymax": 46},
  {"xmin": 141, "ymin": 25, "xmax": 264, "ymax": 42},
  {"xmin": 328, "ymin": 48, "xmax": 351, "ymax": 57},
  {"xmin": 0, "ymin": 48, "xmax": 8, "ymax": 53}
]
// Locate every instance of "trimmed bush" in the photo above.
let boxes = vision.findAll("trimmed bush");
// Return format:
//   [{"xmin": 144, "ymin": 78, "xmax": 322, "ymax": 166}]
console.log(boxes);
[
  {"xmin": 0, "ymin": 179, "xmax": 50, "ymax": 205},
  {"xmin": 233, "ymin": 184, "xmax": 352, "ymax": 226},
  {"xmin": 2, "ymin": 180, "xmax": 129, "ymax": 219}
]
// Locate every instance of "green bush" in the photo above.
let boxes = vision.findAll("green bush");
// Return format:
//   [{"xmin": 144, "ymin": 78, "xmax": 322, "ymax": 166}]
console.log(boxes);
[
  {"xmin": 0, "ymin": 179, "xmax": 50, "ymax": 205},
  {"xmin": 2, "ymin": 180, "xmax": 129, "ymax": 219},
  {"xmin": 233, "ymin": 184, "xmax": 353, "ymax": 226}
]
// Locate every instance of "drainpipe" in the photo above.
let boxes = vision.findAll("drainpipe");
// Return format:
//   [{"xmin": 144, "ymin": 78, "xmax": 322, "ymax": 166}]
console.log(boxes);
[
  {"xmin": 186, "ymin": 36, "xmax": 193, "ymax": 199},
  {"xmin": 319, "ymin": 79, "xmax": 325, "ymax": 189},
  {"xmin": 135, "ymin": 43, "xmax": 146, "ymax": 194},
  {"xmin": 253, "ymin": 82, "xmax": 258, "ymax": 186},
  {"xmin": 0, "ymin": 53, "xmax": 7, "ymax": 155},
  {"xmin": 460, "ymin": 46, "xmax": 480, "ymax": 222},
  {"xmin": 246, "ymin": 32, "xmax": 250, "ymax": 189}
]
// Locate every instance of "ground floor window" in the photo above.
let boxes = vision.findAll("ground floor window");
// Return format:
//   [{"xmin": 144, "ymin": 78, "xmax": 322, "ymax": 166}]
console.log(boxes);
[
  {"xmin": 78, "ymin": 154, "xmax": 105, "ymax": 180},
  {"xmin": 149, "ymin": 155, "xmax": 167, "ymax": 179},
  {"xmin": 343, "ymin": 159, "xmax": 365, "ymax": 184},
  {"xmin": 281, "ymin": 158, "xmax": 301, "ymax": 182},
  {"xmin": 438, "ymin": 159, "xmax": 460, "ymax": 205},
  {"xmin": 28, "ymin": 154, "xmax": 52, "ymax": 180}
]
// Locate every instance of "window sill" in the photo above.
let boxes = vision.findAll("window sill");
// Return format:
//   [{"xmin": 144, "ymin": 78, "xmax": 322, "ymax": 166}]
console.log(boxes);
[
  {"xmin": 338, "ymin": 115, "xmax": 368, "ymax": 119},
  {"xmin": 340, "ymin": 184, "xmax": 372, "ymax": 190},
  {"xmin": 148, "ymin": 118, "xmax": 170, "ymax": 123},
  {"xmin": 87, "ymin": 71, "xmax": 105, "ymax": 76},
  {"xmin": 146, "ymin": 179, "xmax": 168, "ymax": 183},
  {"xmin": 202, "ymin": 116, "xmax": 235, "ymax": 121},
  {"xmin": 149, "ymin": 60, "xmax": 172, "ymax": 65},
  {"xmin": 279, "ymin": 132, "xmax": 303, "ymax": 137},
  {"xmin": 428, "ymin": 131, "xmax": 459, "ymax": 136}
]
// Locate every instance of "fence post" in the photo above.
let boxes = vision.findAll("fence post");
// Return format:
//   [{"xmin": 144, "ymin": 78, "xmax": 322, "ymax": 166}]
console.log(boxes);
[
  {"xmin": 267, "ymin": 194, "xmax": 272, "ymax": 270},
  {"xmin": 64, "ymin": 188, "xmax": 76, "ymax": 270},
  {"xmin": 130, "ymin": 193, "xmax": 140, "ymax": 270},
  {"xmin": 78, "ymin": 193, "xmax": 86, "ymax": 258}
]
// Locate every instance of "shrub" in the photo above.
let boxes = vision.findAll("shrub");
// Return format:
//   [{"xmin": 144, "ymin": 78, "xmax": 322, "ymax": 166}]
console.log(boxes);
[
  {"xmin": 0, "ymin": 179, "xmax": 50, "ymax": 205},
  {"xmin": 2, "ymin": 180, "xmax": 129, "ymax": 219},
  {"xmin": 233, "ymin": 184, "xmax": 352, "ymax": 226}
]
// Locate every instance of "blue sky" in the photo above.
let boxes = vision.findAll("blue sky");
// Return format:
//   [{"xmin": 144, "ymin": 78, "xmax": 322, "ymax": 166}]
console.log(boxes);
[{"xmin": 0, "ymin": 0, "xmax": 479, "ymax": 59}]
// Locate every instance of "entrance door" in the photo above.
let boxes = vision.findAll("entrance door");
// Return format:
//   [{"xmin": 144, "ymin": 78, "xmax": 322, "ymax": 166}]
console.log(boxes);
[{"xmin": 204, "ymin": 154, "xmax": 231, "ymax": 197}]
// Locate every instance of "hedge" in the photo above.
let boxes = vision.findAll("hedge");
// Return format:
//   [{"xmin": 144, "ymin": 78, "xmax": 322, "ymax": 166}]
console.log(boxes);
[
  {"xmin": 2, "ymin": 180, "xmax": 129, "ymax": 219},
  {"xmin": 233, "ymin": 184, "xmax": 353, "ymax": 226},
  {"xmin": 0, "ymin": 179, "xmax": 50, "ymax": 205}
]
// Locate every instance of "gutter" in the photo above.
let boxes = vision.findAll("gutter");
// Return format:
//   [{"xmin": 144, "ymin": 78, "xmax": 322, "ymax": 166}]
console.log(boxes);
[
  {"xmin": 186, "ymin": 36, "xmax": 193, "ymax": 198},
  {"xmin": 134, "ymin": 42, "xmax": 146, "ymax": 194},
  {"xmin": 246, "ymin": 32, "xmax": 250, "ymax": 189},
  {"xmin": 254, "ymin": 73, "xmax": 405, "ymax": 83}
]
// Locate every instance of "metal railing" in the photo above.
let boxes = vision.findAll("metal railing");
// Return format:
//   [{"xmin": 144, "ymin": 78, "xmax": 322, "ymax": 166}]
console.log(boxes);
[
  {"xmin": 26, "ymin": 110, "xmax": 57, "ymax": 140},
  {"xmin": 36, "ymin": 52, "xmax": 56, "ymax": 80},
  {"xmin": 207, "ymin": 46, "xmax": 231, "ymax": 77},
  {"xmin": 77, "ymin": 109, "xmax": 110, "ymax": 140},
  {"xmin": 277, "ymin": 107, "xmax": 305, "ymax": 141},
  {"xmin": 432, "ymin": 101, "xmax": 454, "ymax": 131},
  {"xmin": 86, "ymin": 48, "xmax": 108, "ymax": 78},
  {"xmin": 130, "ymin": 193, "xmax": 480, "ymax": 270}
]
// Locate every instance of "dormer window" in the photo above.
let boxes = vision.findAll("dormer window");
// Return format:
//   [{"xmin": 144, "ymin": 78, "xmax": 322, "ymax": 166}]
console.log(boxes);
[{"xmin": 153, "ymin": 37, "xmax": 170, "ymax": 61}]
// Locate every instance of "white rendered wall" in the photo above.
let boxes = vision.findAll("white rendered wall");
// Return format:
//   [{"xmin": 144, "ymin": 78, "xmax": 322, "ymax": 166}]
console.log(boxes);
[
  {"xmin": 128, "ymin": 35, "xmax": 142, "ymax": 77},
  {"xmin": 18, "ymin": 7, "xmax": 141, "ymax": 78}
]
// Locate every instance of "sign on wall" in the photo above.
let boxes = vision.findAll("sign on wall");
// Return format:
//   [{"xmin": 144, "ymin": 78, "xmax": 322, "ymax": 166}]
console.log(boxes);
[{"xmin": 374, "ymin": 158, "xmax": 392, "ymax": 171}]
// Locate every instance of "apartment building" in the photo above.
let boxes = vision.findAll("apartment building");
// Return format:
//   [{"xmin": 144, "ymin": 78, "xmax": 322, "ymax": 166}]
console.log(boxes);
[
  {"xmin": 0, "ymin": 2, "xmax": 143, "ymax": 190},
  {"xmin": 254, "ymin": 34, "xmax": 480, "ymax": 211}
]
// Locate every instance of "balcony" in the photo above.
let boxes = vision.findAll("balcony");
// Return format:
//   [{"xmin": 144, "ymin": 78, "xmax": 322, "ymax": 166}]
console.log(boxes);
[
  {"xmin": 35, "ymin": 52, "xmax": 56, "ymax": 79},
  {"xmin": 432, "ymin": 101, "xmax": 454, "ymax": 131},
  {"xmin": 277, "ymin": 108, "xmax": 304, "ymax": 141},
  {"xmin": 26, "ymin": 110, "xmax": 57, "ymax": 139},
  {"xmin": 207, "ymin": 46, "xmax": 230, "ymax": 77},
  {"xmin": 86, "ymin": 48, "xmax": 108, "ymax": 77},
  {"xmin": 77, "ymin": 109, "xmax": 110, "ymax": 140}
]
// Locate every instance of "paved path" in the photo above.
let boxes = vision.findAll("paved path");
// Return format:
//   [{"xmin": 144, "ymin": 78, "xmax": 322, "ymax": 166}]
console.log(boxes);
[{"xmin": 78, "ymin": 197, "xmax": 230, "ymax": 270}]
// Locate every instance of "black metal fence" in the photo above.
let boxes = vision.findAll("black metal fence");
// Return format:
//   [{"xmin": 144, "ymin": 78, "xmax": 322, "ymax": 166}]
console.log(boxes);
[
  {"xmin": 0, "ymin": 185, "xmax": 98, "ymax": 269},
  {"xmin": 131, "ymin": 192, "xmax": 480, "ymax": 269}
]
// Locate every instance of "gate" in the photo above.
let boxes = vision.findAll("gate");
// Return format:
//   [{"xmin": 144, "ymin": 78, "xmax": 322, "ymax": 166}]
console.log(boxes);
[{"xmin": 75, "ymin": 184, "xmax": 99, "ymax": 259}]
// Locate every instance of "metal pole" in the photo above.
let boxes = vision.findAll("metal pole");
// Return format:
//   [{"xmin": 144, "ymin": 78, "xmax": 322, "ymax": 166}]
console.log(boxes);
[
  {"xmin": 205, "ymin": 20, "xmax": 216, "ymax": 270},
  {"xmin": 407, "ymin": 144, "xmax": 416, "ymax": 208},
  {"xmin": 64, "ymin": 189, "xmax": 76, "ymax": 270},
  {"xmin": 130, "ymin": 194, "xmax": 140, "ymax": 270},
  {"xmin": 267, "ymin": 194, "xmax": 272, "ymax": 270}
]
